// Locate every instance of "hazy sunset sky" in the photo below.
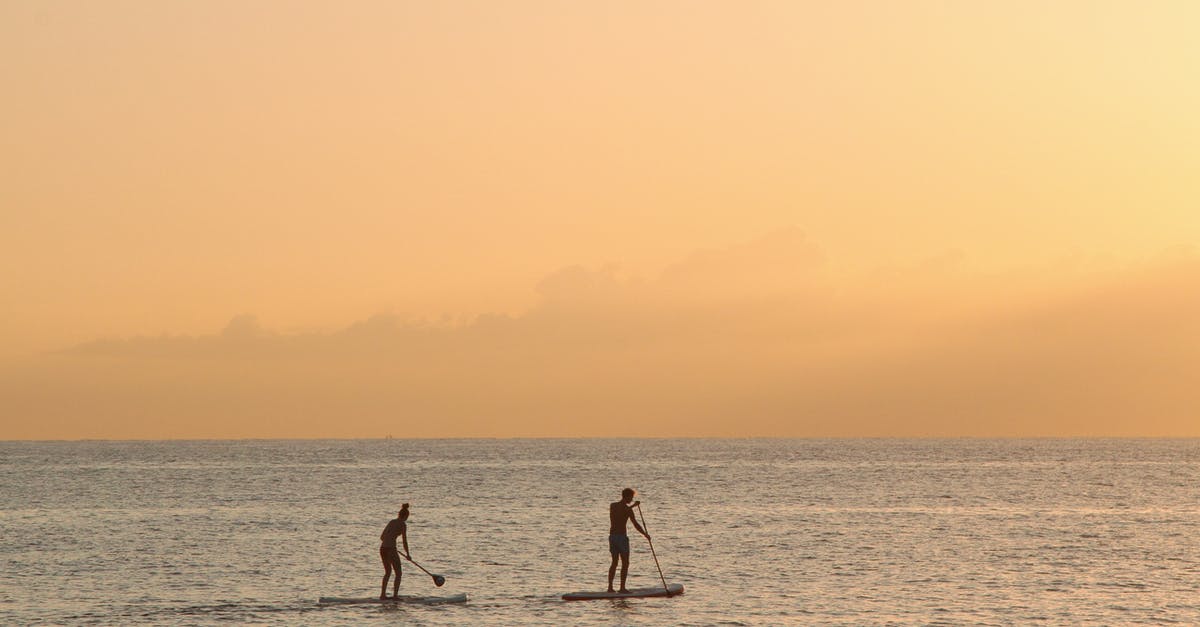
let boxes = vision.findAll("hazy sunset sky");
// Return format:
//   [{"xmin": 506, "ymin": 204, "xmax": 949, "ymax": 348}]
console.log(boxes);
[{"xmin": 3, "ymin": 1, "xmax": 1199, "ymax": 438}]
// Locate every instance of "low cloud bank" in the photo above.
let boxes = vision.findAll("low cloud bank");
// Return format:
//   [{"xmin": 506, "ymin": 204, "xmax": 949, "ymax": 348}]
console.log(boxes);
[{"xmin": 5, "ymin": 228, "xmax": 1199, "ymax": 438}]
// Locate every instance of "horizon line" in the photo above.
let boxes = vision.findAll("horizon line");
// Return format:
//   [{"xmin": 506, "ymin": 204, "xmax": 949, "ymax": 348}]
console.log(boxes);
[{"xmin": 4, "ymin": 435, "xmax": 1198, "ymax": 443}]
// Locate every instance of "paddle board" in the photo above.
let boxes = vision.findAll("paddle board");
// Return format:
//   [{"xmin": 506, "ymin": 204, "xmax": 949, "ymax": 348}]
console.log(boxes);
[
  {"xmin": 562, "ymin": 583, "xmax": 684, "ymax": 600},
  {"xmin": 318, "ymin": 593, "xmax": 468, "ymax": 605}
]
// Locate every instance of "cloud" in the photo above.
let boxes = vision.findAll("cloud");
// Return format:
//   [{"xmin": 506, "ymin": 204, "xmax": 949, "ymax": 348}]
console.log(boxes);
[
  {"xmin": 659, "ymin": 226, "xmax": 825, "ymax": 295},
  {"xmin": 4, "ymin": 230, "xmax": 1200, "ymax": 438},
  {"xmin": 221, "ymin": 314, "xmax": 268, "ymax": 340}
]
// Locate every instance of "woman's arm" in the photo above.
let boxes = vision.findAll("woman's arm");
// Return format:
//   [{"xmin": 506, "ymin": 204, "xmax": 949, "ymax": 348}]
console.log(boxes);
[{"xmin": 402, "ymin": 527, "xmax": 410, "ymax": 558}]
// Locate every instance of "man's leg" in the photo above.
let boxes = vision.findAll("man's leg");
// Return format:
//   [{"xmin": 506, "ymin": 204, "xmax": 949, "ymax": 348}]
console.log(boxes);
[
  {"xmin": 608, "ymin": 553, "xmax": 619, "ymax": 592},
  {"xmin": 619, "ymin": 552, "xmax": 630, "ymax": 592}
]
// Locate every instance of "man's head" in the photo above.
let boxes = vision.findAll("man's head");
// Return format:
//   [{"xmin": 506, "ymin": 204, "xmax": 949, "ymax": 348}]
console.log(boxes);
[{"xmin": 621, "ymin": 488, "xmax": 636, "ymax": 503}]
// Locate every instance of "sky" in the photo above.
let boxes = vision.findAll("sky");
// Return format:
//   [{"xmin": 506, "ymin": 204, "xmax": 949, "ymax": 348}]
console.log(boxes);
[{"xmin": 2, "ymin": 1, "xmax": 1199, "ymax": 438}]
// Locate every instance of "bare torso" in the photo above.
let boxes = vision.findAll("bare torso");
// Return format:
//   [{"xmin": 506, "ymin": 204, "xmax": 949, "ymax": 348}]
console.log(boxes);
[
  {"xmin": 610, "ymin": 501, "xmax": 633, "ymax": 535},
  {"xmin": 380, "ymin": 518, "xmax": 406, "ymax": 548}
]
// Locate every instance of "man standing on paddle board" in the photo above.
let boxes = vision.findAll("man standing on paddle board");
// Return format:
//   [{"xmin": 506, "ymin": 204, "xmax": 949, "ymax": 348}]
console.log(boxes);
[
  {"xmin": 380, "ymin": 503, "xmax": 411, "ymax": 599},
  {"xmin": 608, "ymin": 488, "xmax": 649, "ymax": 593}
]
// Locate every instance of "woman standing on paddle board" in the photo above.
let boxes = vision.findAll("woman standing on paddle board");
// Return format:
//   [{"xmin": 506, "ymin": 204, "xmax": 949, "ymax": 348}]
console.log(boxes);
[
  {"xmin": 608, "ymin": 488, "xmax": 649, "ymax": 593},
  {"xmin": 379, "ymin": 504, "xmax": 411, "ymax": 599}
]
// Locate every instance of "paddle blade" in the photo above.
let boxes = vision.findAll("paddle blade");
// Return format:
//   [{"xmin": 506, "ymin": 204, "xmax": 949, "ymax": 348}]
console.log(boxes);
[{"xmin": 433, "ymin": 575, "xmax": 446, "ymax": 587}]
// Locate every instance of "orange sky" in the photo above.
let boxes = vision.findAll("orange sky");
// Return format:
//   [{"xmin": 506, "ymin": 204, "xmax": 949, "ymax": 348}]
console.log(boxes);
[{"xmin": 2, "ymin": 2, "xmax": 1199, "ymax": 438}]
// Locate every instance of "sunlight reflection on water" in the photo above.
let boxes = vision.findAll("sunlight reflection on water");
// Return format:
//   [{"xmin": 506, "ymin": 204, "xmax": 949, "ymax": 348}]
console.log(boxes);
[{"xmin": 2, "ymin": 438, "xmax": 1198, "ymax": 625}]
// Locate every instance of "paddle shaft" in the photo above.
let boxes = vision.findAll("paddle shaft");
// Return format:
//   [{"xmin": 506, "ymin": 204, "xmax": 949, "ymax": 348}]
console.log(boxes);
[
  {"xmin": 636, "ymin": 503, "xmax": 672, "ymax": 596},
  {"xmin": 403, "ymin": 554, "xmax": 443, "ymax": 583}
]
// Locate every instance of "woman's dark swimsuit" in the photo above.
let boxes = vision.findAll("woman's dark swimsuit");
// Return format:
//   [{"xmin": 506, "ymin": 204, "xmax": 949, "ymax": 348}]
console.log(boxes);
[{"xmin": 380, "ymin": 518, "xmax": 406, "ymax": 570}]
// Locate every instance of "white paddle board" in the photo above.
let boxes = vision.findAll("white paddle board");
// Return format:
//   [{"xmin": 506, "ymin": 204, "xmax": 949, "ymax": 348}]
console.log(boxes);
[
  {"xmin": 562, "ymin": 583, "xmax": 684, "ymax": 600},
  {"xmin": 319, "ymin": 592, "xmax": 468, "ymax": 605}
]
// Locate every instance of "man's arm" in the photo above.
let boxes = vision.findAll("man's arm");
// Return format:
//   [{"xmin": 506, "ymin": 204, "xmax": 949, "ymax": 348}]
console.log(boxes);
[{"xmin": 628, "ymin": 505, "xmax": 649, "ymax": 537}]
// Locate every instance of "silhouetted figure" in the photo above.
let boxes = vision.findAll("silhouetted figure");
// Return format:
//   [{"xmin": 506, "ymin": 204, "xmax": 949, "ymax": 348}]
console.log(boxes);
[
  {"xmin": 608, "ymin": 488, "xmax": 649, "ymax": 593},
  {"xmin": 380, "ymin": 504, "xmax": 411, "ymax": 599}
]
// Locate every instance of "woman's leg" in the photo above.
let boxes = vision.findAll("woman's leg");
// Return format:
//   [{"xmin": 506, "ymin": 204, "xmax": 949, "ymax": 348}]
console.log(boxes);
[
  {"xmin": 380, "ymin": 547, "xmax": 394, "ymax": 598},
  {"xmin": 390, "ymin": 551, "xmax": 404, "ymax": 596}
]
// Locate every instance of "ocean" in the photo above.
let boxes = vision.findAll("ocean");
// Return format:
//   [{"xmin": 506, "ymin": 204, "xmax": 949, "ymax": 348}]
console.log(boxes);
[{"xmin": 1, "ymin": 438, "xmax": 1197, "ymax": 625}]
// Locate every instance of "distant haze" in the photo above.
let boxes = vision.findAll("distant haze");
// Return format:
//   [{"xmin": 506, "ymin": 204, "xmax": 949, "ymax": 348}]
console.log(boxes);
[{"xmin": 2, "ymin": 2, "xmax": 1198, "ymax": 438}]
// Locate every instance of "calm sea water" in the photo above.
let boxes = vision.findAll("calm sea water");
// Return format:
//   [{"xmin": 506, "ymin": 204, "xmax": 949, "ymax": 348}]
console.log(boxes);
[{"xmin": 1, "ymin": 439, "xmax": 1198, "ymax": 625}]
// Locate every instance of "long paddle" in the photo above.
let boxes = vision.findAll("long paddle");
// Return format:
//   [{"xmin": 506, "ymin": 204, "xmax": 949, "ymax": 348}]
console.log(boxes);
[
  {"xmin": 403, "ymin": 554, "xmax": 446, "ymax": 587},
  {"xmin": 635, "ymin": 503, "xmax": 672, "ymax": 597}
]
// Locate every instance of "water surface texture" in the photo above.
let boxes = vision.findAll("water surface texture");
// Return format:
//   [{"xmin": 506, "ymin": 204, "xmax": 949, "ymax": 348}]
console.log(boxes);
[{"xmin": 2, "ymin": 439, "xmax": 1198, "ymax": 624}]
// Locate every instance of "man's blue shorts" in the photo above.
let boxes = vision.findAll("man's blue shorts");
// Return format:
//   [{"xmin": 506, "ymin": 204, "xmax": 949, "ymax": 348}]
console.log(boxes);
[{"xmin": 609, "ymin": 533, "xmax": 630, "ymax": 556}]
